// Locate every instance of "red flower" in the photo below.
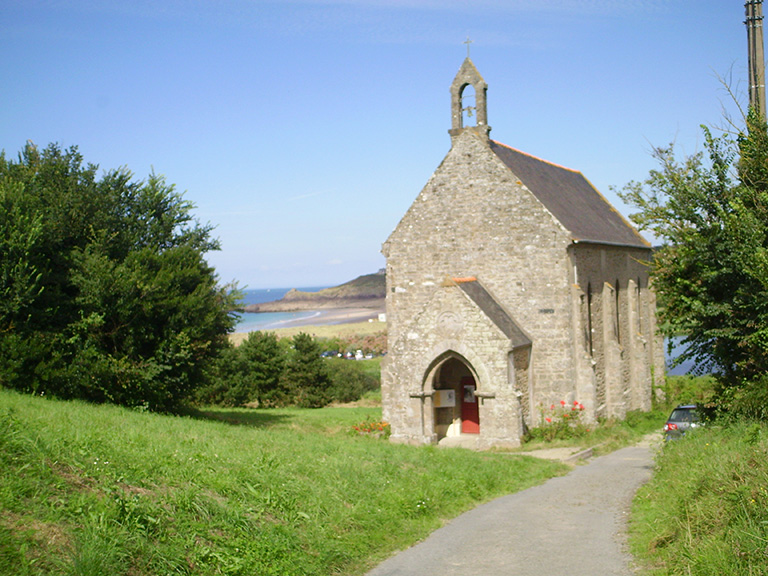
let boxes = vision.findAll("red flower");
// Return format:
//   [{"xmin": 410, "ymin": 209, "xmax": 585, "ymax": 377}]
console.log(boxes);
[
  {"xmin": 574, "ymin": 400, "xmax": 579, "ymax": 406},
  {"xmin": 550, "ymin": 404, "xmax": 555, "ymax": 410},
  {"xmin": 545, "ymin": 417, "xmax": 552, "ymax": 423},
  {"xmin": 560, "ymin": 400, "xmax": 566, "ymax": 406},
  {"xmin": 578, "ymin": 403, "xmax": 584, "ymax": 411}
]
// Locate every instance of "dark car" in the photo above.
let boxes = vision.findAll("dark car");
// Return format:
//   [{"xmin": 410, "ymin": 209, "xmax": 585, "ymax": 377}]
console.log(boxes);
[{"xmin": 663, "ymin": 404, "xmax": 701, "ymax": 441}]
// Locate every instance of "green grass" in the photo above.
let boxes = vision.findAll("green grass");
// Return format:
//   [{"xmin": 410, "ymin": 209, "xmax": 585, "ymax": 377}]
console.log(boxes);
[
  {"xmin": 355, "ymin": 357, "xmax": 382, "ymax": 380},
  {"xmin": 0, "ymin": 389, "xmax": 567, "ymax": 575},
  {"xmin": 513, "ymin": 408, "xmax": 669, "ymax": 456},
  {"xmin": 630, "ymin": 422, "xmax": 768, "ymax": 575},
  {"xmin": 626, "ymin": 374, "xmax": 768, "ymax": 574},
  {"xmin": 229, "ymin": 322, "xmax": 386, "ymax": 346},
  {"xmin": 586, "ymin": 409, "xmax": 670, "ymax": 454}
]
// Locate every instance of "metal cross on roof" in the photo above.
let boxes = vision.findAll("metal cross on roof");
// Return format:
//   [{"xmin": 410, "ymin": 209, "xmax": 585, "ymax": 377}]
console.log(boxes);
[{"xmin": 464, "ymin": 36, "xmax": 472, "ymax": 58}]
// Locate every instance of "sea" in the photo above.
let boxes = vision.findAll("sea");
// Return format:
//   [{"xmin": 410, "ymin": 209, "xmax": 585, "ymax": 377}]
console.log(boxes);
[
  {"xmin": 236, "ymin": 288, "xmax": 696, "ymax": 374},
  {"xmin": 233, "ymin": 287, "xmax": 330, "ymax": 333}
]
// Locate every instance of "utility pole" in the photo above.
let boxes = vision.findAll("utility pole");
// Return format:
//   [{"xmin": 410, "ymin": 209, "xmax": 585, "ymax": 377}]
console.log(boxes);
[{"xmin": 746, "ymin": 0, "xmax": 767, "ymax": 121}]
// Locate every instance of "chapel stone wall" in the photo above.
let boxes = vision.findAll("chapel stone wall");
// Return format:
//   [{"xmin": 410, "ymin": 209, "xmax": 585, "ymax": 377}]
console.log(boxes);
[
  {"xmin": 569, "ymin": 244, "xmax": 661, "ymax": 419},
  {"xmin": 382, "ymin": 284, "xmax": 524, "ymax": 447},
  {"xmin": 383, "ymin": 129, "xmax": 580, "ymax": 444},
  {"xmin": 382, "ymin": 57, "xmax": 661, "ymax": 449}
]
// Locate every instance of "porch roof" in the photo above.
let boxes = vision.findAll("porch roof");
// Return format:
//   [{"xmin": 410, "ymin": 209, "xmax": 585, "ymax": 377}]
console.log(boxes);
[{"xmin": 456, "ymin": 279, "xmax": 532, "ymax": 349}]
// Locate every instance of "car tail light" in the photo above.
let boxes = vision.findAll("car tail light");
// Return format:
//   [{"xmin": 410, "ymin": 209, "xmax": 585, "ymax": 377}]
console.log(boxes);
[{"xmin": 664, "ymin": 423, "xmax": 678, "ymax": 432}]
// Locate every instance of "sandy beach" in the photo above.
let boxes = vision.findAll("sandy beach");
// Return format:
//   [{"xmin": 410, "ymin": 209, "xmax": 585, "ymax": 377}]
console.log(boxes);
[
  {"xmin": 261, "ymin": 307, "xmax": 383, "ymax": 329},
  {"xmin": 230, "ymin": 307, "xmax": 386, "ymax": 345}
]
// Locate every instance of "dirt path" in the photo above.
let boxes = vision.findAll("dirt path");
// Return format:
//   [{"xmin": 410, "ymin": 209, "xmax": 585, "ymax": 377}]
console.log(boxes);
[{"xmin": 366, "ymin": 439, "xmax": 657, "ymax": 576}]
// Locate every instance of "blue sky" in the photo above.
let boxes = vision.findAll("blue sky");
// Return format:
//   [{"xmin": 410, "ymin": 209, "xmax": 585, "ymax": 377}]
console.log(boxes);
[{"xmin": 1, "ymin": 1, "xmax": 752, "ymax": 289}]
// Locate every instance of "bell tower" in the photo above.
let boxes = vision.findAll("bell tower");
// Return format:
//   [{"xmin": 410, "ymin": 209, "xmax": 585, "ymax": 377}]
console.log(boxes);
[{"xmin": 449, "ymin": 57, "xmax": 491, "ymax": 140}]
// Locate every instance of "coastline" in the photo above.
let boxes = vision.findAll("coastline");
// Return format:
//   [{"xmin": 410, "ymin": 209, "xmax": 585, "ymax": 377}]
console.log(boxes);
[
  {"xmin": 232, "ymin": 306, "xmax": 384, "ymax": 334},
  {"xmin": 229, "ymin": 308, "xmax": 385, "ymax": 345},
  {"xmin": 256, "ymin": 307, "xmax": 382, "ymax": 329}
]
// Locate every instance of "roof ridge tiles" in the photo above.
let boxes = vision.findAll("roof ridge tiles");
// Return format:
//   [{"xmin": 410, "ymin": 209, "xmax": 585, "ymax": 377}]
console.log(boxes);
[{"xmin": 490, "ymin": 139, "xmax": 581, "ymax": 174}]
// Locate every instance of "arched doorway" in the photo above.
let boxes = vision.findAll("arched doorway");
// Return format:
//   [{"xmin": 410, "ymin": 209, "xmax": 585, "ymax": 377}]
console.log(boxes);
[{"xmin": 431, "ymin": 356, "xmax": 480, "ymax": 440}]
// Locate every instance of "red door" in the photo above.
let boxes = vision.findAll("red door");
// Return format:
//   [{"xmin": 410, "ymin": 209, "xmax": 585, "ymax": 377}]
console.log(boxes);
[{"xmin": 461, "ymin": 376, "xmax": 480, "ymax": 434}]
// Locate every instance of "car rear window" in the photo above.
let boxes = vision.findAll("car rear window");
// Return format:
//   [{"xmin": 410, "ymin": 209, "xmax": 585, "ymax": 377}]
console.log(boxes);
[{"xmin": 669, "ymin": 408, "xmax": 699, "ymax": 422}]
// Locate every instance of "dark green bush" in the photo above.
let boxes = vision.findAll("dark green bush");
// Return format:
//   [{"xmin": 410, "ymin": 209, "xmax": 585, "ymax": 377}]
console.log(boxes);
[
  {"xmin": 662, "ymin": 374, "xmax": 717, "ymax": 409},
  {"xmin": 280, "ymin": 333, "xmax": 332, "ymax": 408},
  {"xmin": 325, "ymin": 358, "xmax": 379, "ymax": 404},
  {"xmin": 198, "ymin": 333, "xmax": 380, "ymax": 408},
  {"xmin": 194, "ymin": 332, "xmax": 288, "ymax": 407},
  {"xmin": 716, "ymin": 374, "xmax": 768, "ymax": 422},
  {"xmin": 0, "ymin": 143, "xmax": 237, "ymax": 411}
]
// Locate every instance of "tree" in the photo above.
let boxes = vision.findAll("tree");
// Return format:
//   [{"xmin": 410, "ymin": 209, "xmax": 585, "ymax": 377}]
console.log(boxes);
[
  {"xmin": 0, "ymin": 142, "xmax": 238, "ymax": 410},
  {"xmin": 617, "ymin": 110, "xmax": 768, "ymax": 384},
  {"xmin": 0, "ymin": 177, "xmax": 43, "ymax": 331},
  {"xmin": 241, "ymin": 331, "xmax": 287, "ymax": 407},
  {"xmin": 280, "ymin": 333, "xmax": 332, "ymax": 408},
  {"xmin": 199, "ymin": 331, "xmax": 287, "ymax": 407}
]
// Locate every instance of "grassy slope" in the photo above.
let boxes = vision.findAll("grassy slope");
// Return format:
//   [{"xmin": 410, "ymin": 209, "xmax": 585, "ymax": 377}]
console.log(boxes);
[
  {"xmin": 284, "ymin": 273, "xmax": 385, "ymax": 300},
  {"xmin": 630, "ymin": 423, "xmax": 768, "ymax": 575},
  {"xmin": 629, "ymin": 376, "xmax": 768, "ymax": 575},
  {"xmin": 246, "ymin": 273, "xmax": 385, "ymax": 312},
  {"xmin": 229, "ymin": 321, "xmax": 385, "ymax": 346},
  {"xmin": 0, "ymin": 390, "xmax": 567, "ymax": 576},
  {"xmin": 512, "ymin": 407, "xmax": 668, "ymax": 456}
]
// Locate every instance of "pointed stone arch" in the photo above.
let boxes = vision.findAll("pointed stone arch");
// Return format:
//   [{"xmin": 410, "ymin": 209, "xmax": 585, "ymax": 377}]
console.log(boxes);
[
  {"xmin": 421, "ymin": 347, "xmax": 490, "ymax": 441},
  {"xmin": 421, "ymin": 343, "xmax": 492, "ymax": 393},
  {"xmin": 460, "ymin": 83, "xmax": 477, "ymax": 128}
]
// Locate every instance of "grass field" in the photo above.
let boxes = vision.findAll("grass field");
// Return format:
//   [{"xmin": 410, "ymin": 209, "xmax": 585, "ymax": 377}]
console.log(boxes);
[
  {"xmin": 229, "ymin": 321, "xmax": 385, "ymax": 346},
  {"xmin": 0, "ymin": 389, "xmax": 567, "ymax": 575},
  {"xmin": 628, "ymin": 375, "xmax": 768, "ymax": 575},
  {"xmin": 630, "ymin": 422, "xmax": 768, "ymax": 575},
  {"xmin": 512, "ymin": 407, "xmax": 668, "ymax": 456}
]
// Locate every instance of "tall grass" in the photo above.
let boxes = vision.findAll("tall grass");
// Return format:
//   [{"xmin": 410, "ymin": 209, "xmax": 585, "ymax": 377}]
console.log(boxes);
[
  {"xmin": 630, "ymin": 422, "xmax": 768, "ymax": 575},
  {"xmin": 0, "ymin": 390, "xmax": 566, "ymax": 575},
  {"xmin": 517, "ymin": 408, "xmax": 668, "ymax": 455}
]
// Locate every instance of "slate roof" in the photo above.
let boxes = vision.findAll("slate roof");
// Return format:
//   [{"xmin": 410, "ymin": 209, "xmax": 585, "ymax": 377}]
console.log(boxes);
[
  {"xmin": 490, "ymin": 140, "xmax": 649, "ymax": 248},
  {"xmin": 455, "ymin": 279, "xmax": 532, "ymax": 349}
]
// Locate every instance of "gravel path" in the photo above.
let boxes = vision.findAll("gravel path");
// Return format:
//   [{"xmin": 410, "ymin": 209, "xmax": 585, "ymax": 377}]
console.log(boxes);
[{"xmin": 366, "ymin": 441, "xmax": 656, "ymax": 576}]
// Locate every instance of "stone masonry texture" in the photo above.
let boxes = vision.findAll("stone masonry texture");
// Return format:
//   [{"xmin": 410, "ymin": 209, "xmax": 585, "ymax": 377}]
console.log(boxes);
[{"xmin": 381, "ymin": 58, "xmax": 664, "ymax": 448}]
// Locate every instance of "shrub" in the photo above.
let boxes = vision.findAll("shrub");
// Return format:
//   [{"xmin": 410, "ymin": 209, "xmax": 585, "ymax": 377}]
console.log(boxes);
[
  {"xmin": 195, "ymin": 332, "xmax": 287, "ymax": 407},
  {"xmin": 351, "ymin": 418, "xmax": 390, "ymax": 439},
  {"xmin": 199, "ymin": 333, "xmax": 380, "ymax": 408},
  {"xmin": 194, "ymin": 344, "xmax": 253, "ymax": 407},
  {"xmin": 526, "ymin": 400, "xmax": 588, "ymax": 442},
  {"xmin": 323, "ymin": 331, "xmax": 387, "ymax": 356},
  {"xmin": 662, "ymin": 374, "xmax": 717, "ymax": 409},
  {"xmin": 325, "ymin": 358, "xmax": 379, "ymax": 404},
  {"xmin": 280, "ymin": 333, "xmax": 332, "ymax": 408},
  {"xmin": 240, "ymin": 331, "xmax": 287, "ymax": 407},
  {"xmin": 716, "ymin": 374, "xmax": 768, "ymax": 423}
]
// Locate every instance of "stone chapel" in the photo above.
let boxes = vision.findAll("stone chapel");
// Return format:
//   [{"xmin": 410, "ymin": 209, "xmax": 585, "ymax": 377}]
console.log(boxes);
[{"xmin": 381, "ymin": 58, "xmax": 665, "ymax": 449}]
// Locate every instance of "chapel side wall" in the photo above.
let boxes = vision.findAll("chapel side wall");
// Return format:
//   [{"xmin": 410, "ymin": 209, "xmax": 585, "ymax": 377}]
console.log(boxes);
[
  {"xmin": 383, "ymin": 130, "xmax": 578, "ymax": 436},
  {"xmin": 646, "ymin": 279, "xmax": 667, "ymax": 402},
  {"xmin": 569, "ymin": 282, "xmax": 597, "ymax": 423},
  {"xmin": 570, "ymin": 244, "xmax": 658, "ymax": 418}
]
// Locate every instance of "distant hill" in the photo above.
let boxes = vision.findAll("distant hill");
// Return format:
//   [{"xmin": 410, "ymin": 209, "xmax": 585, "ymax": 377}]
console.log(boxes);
[{"xmin": 243, "ymin": 270, "xmax": 385, "ymax": 312}]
